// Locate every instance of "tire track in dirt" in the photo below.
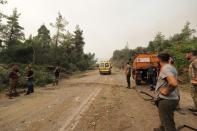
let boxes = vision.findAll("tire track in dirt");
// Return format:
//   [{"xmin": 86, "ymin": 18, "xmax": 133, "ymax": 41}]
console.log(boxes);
[
  {"xmin": 0, "ymin": 71, "xmax": 103, "ymax": 131},
  {"xmin": 74, "ymin": 72, "xmax": 160, "ymax": 131},
  {"xmin": 59, "ymin": 87, "xmax": 101, "ymax": 131}
]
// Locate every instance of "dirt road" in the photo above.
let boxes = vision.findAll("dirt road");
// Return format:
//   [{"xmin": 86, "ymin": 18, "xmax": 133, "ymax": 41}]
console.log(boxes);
[{"xmin": 0, "ymin": 69, "xmax": 196, "ymax": 131}]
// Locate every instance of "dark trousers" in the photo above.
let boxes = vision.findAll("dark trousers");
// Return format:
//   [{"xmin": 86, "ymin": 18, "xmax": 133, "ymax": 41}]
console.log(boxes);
[
  {"xmin": 158, "ymin": 99, "xmax": 179, "ymax": 131},
  {"xmin": 126, "ymin": 75, "xmax": 131, "ymax": 88},
  {"xmin": 192, "ymin": 86, "xmax": 197, "ymax": 109},
  {"xmin": 54, "ymin": 75, "xmax": 60, "ymax": 86},
  {"xmin": 9, "ymin": 80, "xmax": 17, "ymax": 95},
  {"xmin": 27, "ymin": 80, "xmax": 34, "ymax": 94},
  {"xmin": 148, "ymin": 76, "xmax": 157, "ymax": 90}
]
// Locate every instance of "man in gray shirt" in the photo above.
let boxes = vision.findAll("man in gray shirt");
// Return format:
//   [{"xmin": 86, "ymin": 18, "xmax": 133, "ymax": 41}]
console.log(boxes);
[{"xmin": 154, "ymin": 53, "xmax": 179, "ymax": 131}]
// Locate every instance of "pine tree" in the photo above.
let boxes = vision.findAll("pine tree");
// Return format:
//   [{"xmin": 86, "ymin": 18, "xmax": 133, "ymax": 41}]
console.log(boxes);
[
  {"xmin": 181, "ymin": 22, "xmax": 196, "ymax": 41},
  {"xmin": 36, "ymin": 24, "xmax": 51, "ymax": 48},
  {"xmin": 4, "ymin": 8, "xmax": 24, "ymax": 47},
  {"xmin": 50, "ymin": 12, "xmax": 68, "ymax": 60},
  {"xmin": 73, "ymin": 25, "xmax": 85, "ymax": 56},
  {"xmin": 0, "ymin": 0, "xmax": 7, "ymax": 48}
]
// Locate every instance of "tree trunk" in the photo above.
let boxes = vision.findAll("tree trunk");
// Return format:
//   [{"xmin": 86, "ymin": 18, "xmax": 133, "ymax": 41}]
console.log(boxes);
[
  {"xmin": 54, "ymin": 27, "xmax": 60, "ymax": 61},
  {"xmin": 32, "ymin": 46, "xmax": 35, "ymax": 64}
]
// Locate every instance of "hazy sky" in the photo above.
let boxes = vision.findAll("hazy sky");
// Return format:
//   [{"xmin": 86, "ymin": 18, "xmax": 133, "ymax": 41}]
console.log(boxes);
[{"xmin": 1, "ymin": 0, "xmax": 197, "ymax": 60}]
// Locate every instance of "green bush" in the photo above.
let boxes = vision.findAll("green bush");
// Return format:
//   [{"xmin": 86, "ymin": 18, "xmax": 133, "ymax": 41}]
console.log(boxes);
[
  {"xmin": 34, "ymin": 70, "xmax": 53, "ymax": 86},
  {"xmin": 0, "ymin": 67, "xmax": 9, "ymax": 91},
  {"xmin": 0, "ymin": 65, "xmax": 54, "ymax": 91}
]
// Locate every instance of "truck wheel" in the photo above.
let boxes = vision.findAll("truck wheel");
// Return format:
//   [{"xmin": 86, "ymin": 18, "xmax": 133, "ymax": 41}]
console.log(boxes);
[{"xmin": 136, "ymin": 80, "xmax": 141, "ymax": 85}]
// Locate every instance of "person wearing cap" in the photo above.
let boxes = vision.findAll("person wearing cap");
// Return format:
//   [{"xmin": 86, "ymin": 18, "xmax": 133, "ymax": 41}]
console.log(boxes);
[
  {"xmin": 125, "ymin": 61, "xmax": 132, "ymax": 89},
  {"xmin": 154, "ymin": 53, "xmax": 179, "ymax": 131},
  {"xmin": 186, "ymin": 50, "xmax": 197, "ymax": 112}
]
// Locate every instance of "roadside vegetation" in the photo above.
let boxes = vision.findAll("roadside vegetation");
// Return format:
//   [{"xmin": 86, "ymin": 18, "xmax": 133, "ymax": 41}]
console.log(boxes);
[
  {"xmin": 0, "ymin": 1, "xmax": 96, "ymax": 91},
  {"xmin": 112, "ymin": 22, "xmax": 197, "ymax": 83}
]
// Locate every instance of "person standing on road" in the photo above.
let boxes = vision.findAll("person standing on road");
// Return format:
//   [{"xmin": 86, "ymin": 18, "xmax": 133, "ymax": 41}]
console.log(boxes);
[
  {"xmin": 154, "ymin": 53, "xmax": 179, "ymax": 131},
  {"xmin": 147, "ymin": 65, "xmax": 157, "ymax": 91},
  {"xmin": 8, "ymin": 65, "xmax": 20, "ymax": 99},
  {"xmin": 25, "ymin": 64, "xmax": 34, "ymax": 95},
  {"xmin": 53, "ymin": 64, "xmax": 61, "ymax": 86},
  {"xmin": 125, "ymin": 62, "xmax": 132, "ymax": 89},
  {"xmin": 186, "ymin": 50, "xmax": 197, "ymax": 112}
]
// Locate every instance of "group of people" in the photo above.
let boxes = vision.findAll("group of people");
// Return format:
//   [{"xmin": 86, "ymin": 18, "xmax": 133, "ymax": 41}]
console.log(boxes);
[
  {"xmin": 8, "ymin": 64, "xmax": 34, "ymax": 99},
  {"xmin": 125, "ymin": 50, "xmax": 197, "ymax": 131},
  {"xmin": 7, "ymin": 64, "xmax": 61, "ymax": 99}
]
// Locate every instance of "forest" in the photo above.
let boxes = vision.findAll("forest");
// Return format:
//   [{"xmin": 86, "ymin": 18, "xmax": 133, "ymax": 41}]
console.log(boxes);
[{"xmin": 0, "ymin": 0, "xmax": 96, "ymax": 90}]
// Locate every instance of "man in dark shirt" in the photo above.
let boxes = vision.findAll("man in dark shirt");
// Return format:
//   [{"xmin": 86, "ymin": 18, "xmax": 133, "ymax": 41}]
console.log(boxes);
[
  {"xmin": 53, "ymin": 65, "xmax": 60, "ymax": 86},
  {"xmin": 125, "ymin": 62, "xmax": 132, "ymax": 89},
  {"xmin": 25, "ymin": 64, "xmax": 34, "ymax": 95}
]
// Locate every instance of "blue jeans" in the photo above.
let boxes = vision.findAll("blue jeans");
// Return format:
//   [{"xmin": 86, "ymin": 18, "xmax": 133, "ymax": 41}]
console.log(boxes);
[{"xmin": 27, "ymin": 80, "xmax": 34, "ymax": 93}]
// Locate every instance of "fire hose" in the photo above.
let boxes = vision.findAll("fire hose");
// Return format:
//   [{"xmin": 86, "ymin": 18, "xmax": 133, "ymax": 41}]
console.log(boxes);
[{"xmin": 134, "ymin": 89, "xmax": 197, "ymax": 131}]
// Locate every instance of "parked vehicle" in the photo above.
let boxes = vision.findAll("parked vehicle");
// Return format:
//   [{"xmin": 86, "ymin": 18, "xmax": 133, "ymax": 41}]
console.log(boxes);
[{"xmin": 132, "ymin": 53, "xmax": 159, "ymax": 85}]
